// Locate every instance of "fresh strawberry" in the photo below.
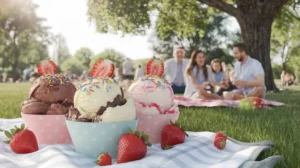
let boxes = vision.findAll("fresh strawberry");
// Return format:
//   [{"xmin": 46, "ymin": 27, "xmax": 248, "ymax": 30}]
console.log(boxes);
[
  {"xmin": 3, "ymin": 124, "xmax": 38, "ymax": 154},
  {"xmin": 90, "ymin": 59, "xmax": 115, "ymax": 78},
  {"xmin": 214, "ymin": 132, "xmax": 227, "ymax": 150},
  {"xmin": 97, "ymin": 152, "xmax": 112, "ymax": 166},
  {"xmin": 161, "ymin": 120, "xmax": 188, "ymax": 150},
  {"xmin": 117, "ymin": 128, "xmax": 151, "ymax": 163},
  {"xmin": 146, "ymin": 57, "xmax": 164, "ymax": 77},
  {"xmin": 37, "ymin": 60, "xmax": 57, "ymax": 76}
]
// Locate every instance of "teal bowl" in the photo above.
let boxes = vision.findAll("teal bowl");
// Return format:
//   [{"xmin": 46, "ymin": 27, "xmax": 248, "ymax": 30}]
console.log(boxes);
[{"xmin": 65, "ymin": 119, "xmax": 138, "ymax": 159}]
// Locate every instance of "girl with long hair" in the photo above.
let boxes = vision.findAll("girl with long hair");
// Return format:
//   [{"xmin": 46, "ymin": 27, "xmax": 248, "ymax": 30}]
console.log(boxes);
[{"xmin": 184, "ymin": 50, "xmax": 222, "ymax": 99}]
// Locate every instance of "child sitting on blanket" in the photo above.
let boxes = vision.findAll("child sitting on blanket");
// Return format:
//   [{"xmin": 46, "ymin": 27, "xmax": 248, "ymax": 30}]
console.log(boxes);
[
  {"xmin": 208, "ymin": 59, "xmax": 236, "ymax": 97},
  {"xmin": 211, "ymin": 59, "xmax": 227, "ymax": 85}
]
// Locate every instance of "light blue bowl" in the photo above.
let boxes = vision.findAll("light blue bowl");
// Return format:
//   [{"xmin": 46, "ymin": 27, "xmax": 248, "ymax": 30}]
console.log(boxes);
[{"xmin": 65, "ymin": 119, "xmax": 138, "ymax": 159}]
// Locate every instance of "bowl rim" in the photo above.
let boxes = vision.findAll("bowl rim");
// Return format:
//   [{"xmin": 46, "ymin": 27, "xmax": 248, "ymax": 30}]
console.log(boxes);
[
  {"xmin": 65, "ymin": 118, "xmax": 139, "ymax": 124},
  {"xmin": 21, "ymin": 113, "xmax": 66, "ymax": 117}
]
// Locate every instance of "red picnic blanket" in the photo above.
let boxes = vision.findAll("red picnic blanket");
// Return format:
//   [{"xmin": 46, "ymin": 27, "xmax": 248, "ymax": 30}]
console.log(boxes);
[{"xmin": 174, "ymin": 96, "xmax": 284, "ymax": 107}]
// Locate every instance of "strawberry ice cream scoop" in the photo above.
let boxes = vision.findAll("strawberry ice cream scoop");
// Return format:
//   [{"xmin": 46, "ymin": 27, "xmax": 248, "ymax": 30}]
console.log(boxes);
[{"xmin": 128, "ymin": 75, "xmax": 176, "ymax": 114}]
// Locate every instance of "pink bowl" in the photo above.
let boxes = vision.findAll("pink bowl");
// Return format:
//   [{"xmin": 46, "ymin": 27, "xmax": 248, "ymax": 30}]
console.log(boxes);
[
  {"xmin": 136, "ymin": 112, "xmax": 180, "ymax": 144},
  {"xmin": 22, "ymin": 113, "xmax": 72, "ymax": 144}
]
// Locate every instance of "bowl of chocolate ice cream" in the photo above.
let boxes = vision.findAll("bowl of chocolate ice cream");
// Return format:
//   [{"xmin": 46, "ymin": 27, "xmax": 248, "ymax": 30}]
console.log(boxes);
[
  {"xmin": 65, "ymin": 74, "xmax": 138, "ymax": 159},
  {"xmin": 21, "ymin": 60, "xmax": 76, "ymax": 144}
]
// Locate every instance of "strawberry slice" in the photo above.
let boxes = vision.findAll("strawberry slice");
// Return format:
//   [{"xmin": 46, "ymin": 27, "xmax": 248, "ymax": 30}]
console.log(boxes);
[
  {"xmin": 37, "ymin": 60, "xmax": 57, "ymax": 76},
  {"xmin": 90, "ymin": 59, "xmax": 115, "ymax": 78},
  {"xmin": 146, "ymin": 58, "xmax": 164, "ymax": 77}
]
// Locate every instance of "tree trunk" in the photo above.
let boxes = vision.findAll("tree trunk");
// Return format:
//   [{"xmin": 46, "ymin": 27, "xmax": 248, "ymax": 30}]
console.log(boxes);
[{"xmin": 237, "ymin": 15, "xmax": 278, "ymax": 91}]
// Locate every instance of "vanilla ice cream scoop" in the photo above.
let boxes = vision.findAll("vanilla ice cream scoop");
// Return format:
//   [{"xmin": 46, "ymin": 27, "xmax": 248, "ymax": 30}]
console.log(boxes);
[{"xmin": 74, "ymin": 77, "xmax": 136, "ymax": 122}]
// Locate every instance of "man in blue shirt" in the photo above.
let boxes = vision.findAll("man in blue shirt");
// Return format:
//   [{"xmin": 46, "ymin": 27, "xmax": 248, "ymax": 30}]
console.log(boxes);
[{"xmin": 223, "ymin": 43, "xmax": 266, "ymax": 100}]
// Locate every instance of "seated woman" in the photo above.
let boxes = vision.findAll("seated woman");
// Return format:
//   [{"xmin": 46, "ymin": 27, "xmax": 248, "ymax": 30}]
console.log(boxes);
[{"xmin": 183, "ymin": 50, "xmax": 222, "ymax": 99}]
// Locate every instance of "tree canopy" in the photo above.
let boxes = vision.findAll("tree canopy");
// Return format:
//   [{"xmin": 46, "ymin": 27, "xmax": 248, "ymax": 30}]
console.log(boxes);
[
  {"xmin": 74, "ymin": 47, "xmax": 94, "ymax": 68},
  {"xmin": 52, "ymin": 34, "xmax": 71, "ymax": 66},
  {"xmin": 0, "ymin": 0, "xmax": 52, "ymax": 80}
]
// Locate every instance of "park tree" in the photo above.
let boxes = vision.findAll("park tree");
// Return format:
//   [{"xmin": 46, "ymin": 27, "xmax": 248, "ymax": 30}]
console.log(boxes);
[
  {"xmin": 87, "ymin": 0, "xmax": 300, "ymax": 91},
  {"xmin": 0, "ymin": 0, "xmax": 52, "ymax": 80},
  {"xmin": 90, "ymin": 49, "xmax": 126, "ymax": 69},
  {"xmin": 52, "ymin": 34, "xmax": 71, "ymax": 66},
  {"xmin": 149, "ymin": 14, "xmax": 237, "ymax": 65},
  {"xmin": 271, "ymin": 8, "xmax": 300, "ymax": 74},
  {"xmin": 74, "ymin": 47, "xmax": 94, "ymax": 68},
  {"xmin": 61, "ymin": 57, "xmax": 88, "ymax": 76}
]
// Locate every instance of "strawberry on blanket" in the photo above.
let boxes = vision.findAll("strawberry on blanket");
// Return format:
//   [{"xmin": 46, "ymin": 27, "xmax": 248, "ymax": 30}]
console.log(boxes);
[
  {"xmin": 117, "ymin": 128, "xmax": 152, "ymax": 163},
  {"xmin": 3, "ymin": 124, "xmax": 39, "ymax": 154},
  {"xmin": 97, "ymin": 153, "xmax": 112, "ymax": 166},
  {"xmin": 214, "ymin": 132, "xmax": 227, "ymax": 150},
  {"xmin": 161, "ymin": 120, "xmax": 188, "ymax": 150}
]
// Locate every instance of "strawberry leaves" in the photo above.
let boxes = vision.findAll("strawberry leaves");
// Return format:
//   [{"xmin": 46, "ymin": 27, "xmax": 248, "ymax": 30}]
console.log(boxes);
[
  {"xmin": 128, "ymin": 127, "xmax": 152, "ymax": 147},
  {"xmin": 3, "ymin": 123, "xmax": 26, "ymax": 144}
]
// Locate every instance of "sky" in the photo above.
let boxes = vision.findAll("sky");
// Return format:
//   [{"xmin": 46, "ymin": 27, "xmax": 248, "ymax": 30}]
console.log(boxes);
[{"xmin": 34, "ymin": 0, "xmax": 154, "ymax": 60}]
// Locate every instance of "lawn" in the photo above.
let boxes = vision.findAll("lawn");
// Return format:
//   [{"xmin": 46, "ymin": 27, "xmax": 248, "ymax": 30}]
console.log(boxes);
[{"xmin": 0, "ymin": 83, "xmax": 299, "ymax": 167}]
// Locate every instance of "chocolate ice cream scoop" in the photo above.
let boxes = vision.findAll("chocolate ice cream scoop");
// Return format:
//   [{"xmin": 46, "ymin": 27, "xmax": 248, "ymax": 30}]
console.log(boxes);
[
  {"xmin": 22, "ymin": 74, "xmax": 76, "ymax": 115},
  {"xmin": 30, "ymin": 74, "xmax": 76, "ymax": 104},
  {"xmin": 22, "ymin": 98, "xmax": 50, "ymax": 114}
]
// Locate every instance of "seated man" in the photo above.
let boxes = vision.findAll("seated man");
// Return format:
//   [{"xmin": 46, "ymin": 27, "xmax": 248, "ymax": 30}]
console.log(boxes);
[
  {"xmin": 164, "ymin": 46, "xmax": 189, "ymax": 94},
  {"xmin": 223, "ymin": 43, "xmax": 266, "ymax": 100}
]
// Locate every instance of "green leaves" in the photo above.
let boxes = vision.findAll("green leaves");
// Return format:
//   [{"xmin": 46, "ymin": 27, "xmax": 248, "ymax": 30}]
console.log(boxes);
[
  {"xmin": 128, "ymin": 127, "xmax": 152, "ymax": 147},
  {"xmin": 3, "ymin": 123, "xmax": 26, "ymax": 144},
  {"xmin": 20, "ymin": 123, "xmax": 25, "ymax": 130},
  {"xmin": 4, "ymin": 131, "xmax": 12, "ymax": 138},
  {"xmin": 87, "ymin": 0, "xmax": 151, "ymax": 35},
  {"xmin": 4, "ymin": 140, "xmax": 11, "ymax": 144},
  {"xmin": 10, "ymin": 129, "xmax": 16, "ymax": 135}
]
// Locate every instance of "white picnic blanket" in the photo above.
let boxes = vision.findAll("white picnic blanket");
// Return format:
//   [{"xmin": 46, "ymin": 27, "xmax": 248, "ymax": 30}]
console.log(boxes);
[{"xmin": 0, "ymin": 118, "xmax": 282, "ymax": 168}]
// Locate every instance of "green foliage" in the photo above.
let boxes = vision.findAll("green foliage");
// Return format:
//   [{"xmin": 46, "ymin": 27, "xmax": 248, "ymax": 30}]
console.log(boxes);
[
  {"xmin": 53, "ymin": 34, "xmax": 71, "ymax": 66},
  {"xmin": 150, "ymin": 14, "xmax": 238, "ymax": 65},
  {"xmin": 74, "ymin": 47, "xmax": 94, "ymax": 68},
  {"xmin": 90, "ymin": 49, "xmax": 126, "ymax": 68},
  {"xmin": 272, "ymin": 9, "xmax": 300, "ymax": 76},
  {"xmin": 61, "ymin": 58, "xmax": 88, "ymax": 75},
  {"xmin": 87, "ymin": 0, "xmax": 151, "ymax": 35},
  {"xmin": 0, "ymin": 0, "xmax": 52, "ymax": 80}
]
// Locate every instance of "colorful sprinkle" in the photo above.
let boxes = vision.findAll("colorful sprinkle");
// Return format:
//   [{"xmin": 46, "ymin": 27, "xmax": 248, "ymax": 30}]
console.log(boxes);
[
  {"xmin": 79, "ymin": 77, "xmax": 119, "ymax": 93},
  {"xmin": 137, "ymin": 75, "xmax": 170, "ymax": 89}
]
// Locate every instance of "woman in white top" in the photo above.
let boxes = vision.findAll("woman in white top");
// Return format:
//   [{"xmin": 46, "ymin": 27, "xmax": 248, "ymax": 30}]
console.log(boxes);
[{"xmin": 184, "ymin": 50, "xmax": 222, "ymax": 99}]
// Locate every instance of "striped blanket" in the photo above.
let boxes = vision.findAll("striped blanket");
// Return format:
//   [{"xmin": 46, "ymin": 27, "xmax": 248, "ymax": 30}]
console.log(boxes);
[
  {"xmin": 0, "ymin": 118, "xmax": 282, "ymax": 168},
  {"xmin": 174, "ymin": 96, "xmax": 284, "ymax": 107}
]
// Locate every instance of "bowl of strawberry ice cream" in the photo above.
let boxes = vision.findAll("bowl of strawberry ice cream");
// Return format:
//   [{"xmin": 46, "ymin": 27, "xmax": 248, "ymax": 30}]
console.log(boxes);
[
  {"xmin": 128, "ymin": 58, "xmax": 180, "ymax": 143},
  {"xmin": 21, "ymin": 60, "xmax": 76, "ymax": 144}
]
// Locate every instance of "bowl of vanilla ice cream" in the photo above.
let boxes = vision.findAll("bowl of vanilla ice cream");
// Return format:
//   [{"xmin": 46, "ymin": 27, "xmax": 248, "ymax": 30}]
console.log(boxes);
[{"xmin": 65, "ymin": 60, "xmax": 137, "ymax": 159}]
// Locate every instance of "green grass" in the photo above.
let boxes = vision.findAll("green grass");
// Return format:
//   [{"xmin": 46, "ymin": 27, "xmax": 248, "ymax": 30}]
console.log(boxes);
[{"xmin": 0, "ymin": 83, "xmax": 299, "ymax": 167}]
